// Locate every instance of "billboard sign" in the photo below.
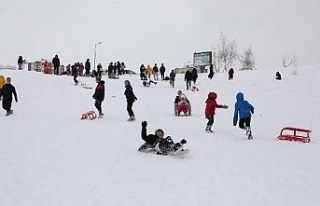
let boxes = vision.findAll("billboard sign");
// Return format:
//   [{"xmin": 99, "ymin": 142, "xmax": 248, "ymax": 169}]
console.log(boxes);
[{"xmin": 193, "ymin": 51, "xmax": 212, "ymax": 66}]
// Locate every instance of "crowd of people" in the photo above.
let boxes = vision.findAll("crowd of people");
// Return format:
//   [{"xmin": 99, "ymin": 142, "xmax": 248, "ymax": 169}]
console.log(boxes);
[{"xmin": 1, "ymin": 55, "xmax": 258, "ymax": 154}]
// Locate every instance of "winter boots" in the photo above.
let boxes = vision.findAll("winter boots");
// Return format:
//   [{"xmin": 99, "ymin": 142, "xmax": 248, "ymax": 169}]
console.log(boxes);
[
  {"xmin": 205, "ymin": 125, "xmax": 213, "ymax": 133},
  {"xmin": 246, "ymin": 127, "xmax": 253, "ymax": 140},
  {"xmin": 127, "ymin": 116, "xmax": 135, "ymax": 121},
  {"xmin": 6, "ymin": 110, "xmax": 13, "ymax": 116}
]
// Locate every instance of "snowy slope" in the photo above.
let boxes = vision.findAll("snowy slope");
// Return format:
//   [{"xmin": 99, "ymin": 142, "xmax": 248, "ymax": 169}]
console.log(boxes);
[{"xmin": 0, "ymin": 66, "xmax": 320, "ymax": 206}]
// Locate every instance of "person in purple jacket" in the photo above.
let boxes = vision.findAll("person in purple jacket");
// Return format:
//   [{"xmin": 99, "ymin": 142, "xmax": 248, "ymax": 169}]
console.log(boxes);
[{"xmin": 233, "ymin": 92, "xmax": 254, "ymax": 140}]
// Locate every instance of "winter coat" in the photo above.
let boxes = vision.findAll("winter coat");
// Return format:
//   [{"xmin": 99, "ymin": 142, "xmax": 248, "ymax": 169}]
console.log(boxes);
[
  {"xmin": 145, "ymin": 65, "xmax": 153, "ymax": 75},
  {"xmin": 169, "ymin": 71, "xmax": 176, "ymax": 81},
  {"xmin": 85, "ymin": 60, "xmax": 91, "ymax": 70},
  {"xmin": 205, "ymin": 92, "xmax": 225, "ymax": 116},
  {"xmin": 160, "ymin": 65, "xmax": 166, "ymax": 73},
  {"xmin": 192, "ymin": 68, "xmax": 198, "ymax": 78},
  {"xmin": 141, "ymin": 127, "xmax": 163, "ymax": 146},
  {"xmin": 71, "ymin": 65, "xmax": 78, "ymax": 76},
  {"xmin": 18, "ymin": 56, "xmax": 23, "ymax": 64},
  {"xmin": 92, "ymin": 81, "xmax": 105, "ymax": 101},
  {"xmin": 124, "ymin": 84, "xmax": 137, "ymax": 102},
  {"xmin": 52, "ymin": 56, "xmax": 60, "ymax": 67},
  {"xmin": 185, "ymin": 70, "xmax": 193, "ymax": 81},
  {"xmin": 0, "ymin": 83, "xmax": 18, "ymax": 102},
  {"xmin": 228, "ymin": 68, "xmax": 234, "ymax": 76},
  {"xmin": 233, "ymin": 92, "xmax": 254, "ymax": 125},
  {"xmin": 0, "ymin": 75, "xmax": 5, "ymax": 89},
  {"xmin": 153, "ymin": 65, "xmax": 159, "ymax": 73}
]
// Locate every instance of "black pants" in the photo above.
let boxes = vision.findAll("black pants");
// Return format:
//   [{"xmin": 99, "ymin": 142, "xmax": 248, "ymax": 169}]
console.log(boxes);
[
  {"xmin": 2, "ymin": 98, "xmax": 12, "ymax": 112},
  {"xmin": 186, "ymin": 80, "xmax": 192, "ymax": 90},
  {"xmin": 239, "ymin": 117, "xmax": 251, "ymax": 129},
  {"xmin": 206, "ymin": 115, "xmax": 214, "ymax": 126},
  {"xmin": 73, "ymin": 75, "xmax": 79, "ymax": 84},
  {"xmin": 95, "ymin": 100, "xmax": 102, "ymax": 114},
  {"xmin": 54, "ymin": 66, "xmax": 59, "ymax": 75},
  {"xmin": 127, "ymin": 101, "xmax": 134, "ymax": 117}
]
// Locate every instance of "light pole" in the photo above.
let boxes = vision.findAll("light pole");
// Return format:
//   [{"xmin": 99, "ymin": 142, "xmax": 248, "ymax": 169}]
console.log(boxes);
[{"xmin": 93, "ymin": 41, "xmax": 102, "ymax": 73}]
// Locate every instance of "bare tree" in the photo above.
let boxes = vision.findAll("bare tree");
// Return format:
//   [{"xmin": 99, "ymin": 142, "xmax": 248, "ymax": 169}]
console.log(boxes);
[
  {"xmin": 240, "ymin": 46, "xmax": 255, "ymax": 70},
  {"xmin": 282, "ymin": 55, "xmax": 297, "ymax": 68},
  {"xmin": 216, "ymin": 33, "xmax": 238, "ymax": 72}
]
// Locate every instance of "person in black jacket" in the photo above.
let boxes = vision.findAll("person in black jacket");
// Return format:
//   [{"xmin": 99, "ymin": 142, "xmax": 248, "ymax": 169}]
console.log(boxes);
[
  {"xmin": 52, "ymin": 54, "xmax": 60, "ymax": 75},
  {"xmin": 159, "ymin": 63, "xmax": 166, "ymax": 80},
  {"xmin": 208, "ymin": 64, "xmax": 214, "ymax": 80},
  {"xmin": 71, "ymin": 63, "xmax": 79, "ymax": 85},
  {"xmin": 124, "ymin": 80, "xmax": 137, "ymax": 121},
  {"xmin": 138, "ymin": 121, "xmax": 187, "ymax": 155},
  {"xmin": 184, "ymin": 69, "xmax": 193, "ymax": 90},
  {"xmin": 191, "ymin": 67, "xmax": 198, "ymax": 84},
  {"xmin": 18, "ymin": 56, "xmax": 24, "ymax": 70},
  {"xmin": 85, "ymin": 59, "xmax": 91, "ymax": 77},
  {"xmin": 0, "ymin": 77, "xmax": 18, "ymax": 116},
  {"xmin": 92, "ymin": 79, "xmax": 105, "ymax": 117}
]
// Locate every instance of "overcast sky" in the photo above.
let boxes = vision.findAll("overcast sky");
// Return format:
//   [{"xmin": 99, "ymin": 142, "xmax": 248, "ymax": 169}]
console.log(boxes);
[{"xmin": 1, "ymin": 0, "xmax": 319, "ymax": 70}]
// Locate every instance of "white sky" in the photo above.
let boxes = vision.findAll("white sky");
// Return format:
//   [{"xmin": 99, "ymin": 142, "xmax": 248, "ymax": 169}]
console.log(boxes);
[{"xmin": 1, "ymin": 0, "xmax": 320, "ymax": 70}]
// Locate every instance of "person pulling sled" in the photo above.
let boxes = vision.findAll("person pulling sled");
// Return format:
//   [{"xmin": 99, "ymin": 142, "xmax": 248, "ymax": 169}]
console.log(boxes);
[{"xmin": 138, "ymin": 121, "xmax": 187, "ymax": 155}]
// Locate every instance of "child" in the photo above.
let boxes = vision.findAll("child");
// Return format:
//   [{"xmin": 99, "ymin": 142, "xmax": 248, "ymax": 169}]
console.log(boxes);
[
  {"xmin": 174, "ymin": 90, "xmax": 191, "ymax": 116},
  {"xmin": 138, "ymin": 121, "xmax": 187, "ymax": 155},
  {"xmin": 205, "ymin": 92, "xmax": 228, "ymax": 132},
  {"xmin": 0, "ymin": 77, "xmax": 18, "ymax": 116},
  {"xmin": 124, "ymin": 80, "xmax": 137, "ymax": 121},
  {"xmin": 233, "ymin": 92, "xmax": 254, "ymax": 139}
]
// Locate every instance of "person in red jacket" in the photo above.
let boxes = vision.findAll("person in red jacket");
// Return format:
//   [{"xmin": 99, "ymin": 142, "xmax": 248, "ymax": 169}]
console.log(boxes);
[{"xmin": 205, "ymin": 92, "xmax": 228, "ymax": 132}]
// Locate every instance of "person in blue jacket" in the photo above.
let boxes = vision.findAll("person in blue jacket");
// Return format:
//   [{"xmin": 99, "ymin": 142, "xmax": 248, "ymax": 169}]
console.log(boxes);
[{"xmin": 233, "ymin": 92, "xmax": 254, "ymax": 139}]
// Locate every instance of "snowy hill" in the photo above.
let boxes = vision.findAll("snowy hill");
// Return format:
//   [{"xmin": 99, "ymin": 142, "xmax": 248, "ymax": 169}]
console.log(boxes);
[{"xmin": 1, "ymin": 66, "xmax": 320, "ymax": 206}]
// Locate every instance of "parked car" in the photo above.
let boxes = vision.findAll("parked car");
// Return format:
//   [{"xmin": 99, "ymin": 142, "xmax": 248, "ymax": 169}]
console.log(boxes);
[{"xmin": 123, "ymin": 69, "xmax": 137, "ymax": 75}]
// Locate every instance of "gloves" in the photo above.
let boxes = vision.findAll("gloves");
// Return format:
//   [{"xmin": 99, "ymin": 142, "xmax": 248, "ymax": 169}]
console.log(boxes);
[
  {"xmin": 141, "ymin": 121, "xmax": 148, "ymax": 128},
  {"xmin": 180, "ymin": 139, "xmax": 187, "ymax": 145},
  {"xmin": 223, "ymin": 105, "xmax": 228, "ymax": 109},
  {"xmin": 16, "ymin": 99, "xmax": 18, "ymax": 103}
]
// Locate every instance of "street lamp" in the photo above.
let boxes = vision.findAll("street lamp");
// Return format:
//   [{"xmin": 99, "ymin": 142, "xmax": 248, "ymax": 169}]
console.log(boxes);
[{"xmin": 93, "ymin": 41, "xmax": 102, "ymax": 73}]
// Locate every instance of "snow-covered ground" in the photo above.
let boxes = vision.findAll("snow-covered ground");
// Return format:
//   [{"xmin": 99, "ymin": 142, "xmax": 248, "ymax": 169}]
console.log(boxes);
[{"xmin": 0, "ymin": 66, "xmax": 319, "ymax": 206}]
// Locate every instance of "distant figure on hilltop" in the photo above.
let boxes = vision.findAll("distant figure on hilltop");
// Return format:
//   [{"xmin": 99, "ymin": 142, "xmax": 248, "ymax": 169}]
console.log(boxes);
[
  {"xmin": 228, "ymin": 68, "xmax": 234, "ymax": 80},
  {"xmin": 276, "ymin": 71, "xmax": 282, "ymax": 80},
  {"xmin": 85, "ymin": 59, "xmax": 91, "ymax": 77},
  {"xmin": 0, "ymin": 77, "xmax": 18, "ymax": 116},
  {"xmin": 184, "ymin": 69, "xmax": 193, "ymax": 90},
  {"xmin": 139, "ymin": 64, "xmax": 147, "ymax": 80},
  {"xmin": 208, "ymin": 64, "xmax": 214, "ymax": 80},
  {"xmin": 52, "ymin": 54, "xmax": 60, "ymax": 75},
  {"xmin": 160, "ymin": 63, "xmax": 166, "ymax": 80},
  {"xmin": 169, "ymin": 70, "xmax": 176, "ymax": 88},
  {"xmin": 0, "ymin": 74, "xmax": 5, "ymax": 95},
  {"xmin": 18, "ymin": 56, "xmax": 24, "ymax": 70}
]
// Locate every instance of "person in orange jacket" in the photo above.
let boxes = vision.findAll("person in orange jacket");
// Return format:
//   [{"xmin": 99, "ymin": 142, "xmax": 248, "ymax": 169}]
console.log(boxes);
[
  {"xmin": 145, "ymin": 65, "xmax": 153, "ymax": 80},
  {"xmin": 0, "ymin": 74, "xmax": 5, "ymax": 95}
]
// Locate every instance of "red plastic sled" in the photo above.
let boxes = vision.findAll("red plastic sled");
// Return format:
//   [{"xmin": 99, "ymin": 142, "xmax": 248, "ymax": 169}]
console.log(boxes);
[
  {"xmin": 277, "ymin": 127, "xmax": 311, "ymax": 143},
  {"xmin": 81, "ymin": 111, "xmax": 97, "ymax": 120}
]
